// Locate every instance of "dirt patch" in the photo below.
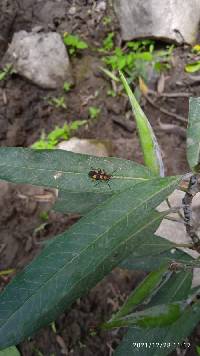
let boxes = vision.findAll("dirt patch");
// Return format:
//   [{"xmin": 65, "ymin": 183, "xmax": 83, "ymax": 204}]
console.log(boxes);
[{"xmin": 0, "ymin": 0, "xmax": 200, "ymax": 355}]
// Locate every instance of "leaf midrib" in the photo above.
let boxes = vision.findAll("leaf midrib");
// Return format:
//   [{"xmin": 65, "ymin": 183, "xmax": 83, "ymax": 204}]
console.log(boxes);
[{"xmin": 0, "ymin": 164, "xmax": 150, "ymax": 181}]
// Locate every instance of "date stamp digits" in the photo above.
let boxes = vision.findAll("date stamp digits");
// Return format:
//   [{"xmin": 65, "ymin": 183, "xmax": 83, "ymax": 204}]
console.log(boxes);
[{"xmin": 132, "ymin": 342, "xmax": 191, "ymax": 349}]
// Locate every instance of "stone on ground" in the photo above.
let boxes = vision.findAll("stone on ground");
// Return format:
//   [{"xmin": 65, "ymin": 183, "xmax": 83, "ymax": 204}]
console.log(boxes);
[
  {"xmin": 2, "ymin": 31, "xmax": 73, "ymax": 89},
  {"xmin": 57, "ymin": 138, "xmax": 113, "ymax": 157},
  {"xmin": 114, "ymin": 0, "xmax": 200, "ymax": 44}
]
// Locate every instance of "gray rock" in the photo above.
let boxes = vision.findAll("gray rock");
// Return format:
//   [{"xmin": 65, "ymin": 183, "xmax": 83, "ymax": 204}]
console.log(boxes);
[
  {"xmin": 3, "ymin": 31, "xmax": 73, "ymax": 89},
  {"xmin": 57, "ymin": 138, "xmax": 113, "ymax": 157},
  {"xmin": 114, "ymin": 0, "xmax": 200, "ymax": 44}
]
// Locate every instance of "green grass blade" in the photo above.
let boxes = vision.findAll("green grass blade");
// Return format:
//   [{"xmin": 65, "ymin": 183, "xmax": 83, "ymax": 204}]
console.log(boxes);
[{"xmin": 119, "ymin": 71, "xmax": 164, "ymax": 177}]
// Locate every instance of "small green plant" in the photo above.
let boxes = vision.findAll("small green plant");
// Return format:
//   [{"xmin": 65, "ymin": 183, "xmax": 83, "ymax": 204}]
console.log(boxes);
[
  {"xmin": 88, "ymin": 106, "xmax": 101, "ymax": 119},
  {"xmin": 107, "ymin": 88, "xmax": 116, "ymax": 97},
  {"xmin": 192, "ymin": 44, "xmax": 200, "ymax": 53},
  {"xmin": 103, "ymin": 40, "xmax": 174, "ymax": 84},
  {"xmin": 46, "ymin": 96, "xmax": 67, "ymax": 109},
  {"xmin": 0, "ymin": 64, "xmax": 15, "ymax": 81},
  {"xmin": 184, "ymin": 44, "xmax": 200, "ymax": 73},
  {"xmin": 153, "ymin": 44, "xmax": 174, "ymax": 73},
  {"xmin": 63, "ymin": 33, "xmax": 88, "ymax": 55},
  {"xmin": 127, "ymin": 39, "xmax": 155, "ymax": 53},
  {"xmin": 39, "ymin": 211, "xmax": 49, "ymax": 222},
  {"xmin": 100, "ymin": 32, "xmax": 115, "ymax": 52},
  {"xmin": 102, "ymin": 16, "xmax": 112, "ymax": 26},
  {"xmin": 31, "ymin": 120, "xmax": 87, "ymax": 149},
  {"xmin": 103, "ymin": 46, "xmax": 153, "ymax": 77},
  {"xmin": 63, "ymin": 81, "xmax": 72, "ymax": 93},
  {"xmin": 2, "ymin": 74, "xmax": 200, "ymax": 356}
]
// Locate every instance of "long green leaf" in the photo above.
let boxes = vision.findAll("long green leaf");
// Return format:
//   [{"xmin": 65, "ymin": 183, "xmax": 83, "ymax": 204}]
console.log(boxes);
[
  {"xmin": 102, "ymin": 302, "xmax": 184, "ymax": 329},
  {"xmin": 0, "ymin": 148, "xmax": 154, "ymax": 193},
  {"xmin": 148, "ymin": 271, "xmax": 193, "ymax": 306},
  {"xmin": 111, "ymin": 265, "xmax": 169, "ymax": 320},
  {"xmin": 186, "ymin": 97, "xmax": 200, "ymax": 170},
  {"xmin": 119, "ymin": 71, "xmax": 164, "ymax": 176},
  {"xmin": 114, "ymin": 271, "xmax": 193, "ymax": 356},
  {"xmin": 114, "ymin": 306, "xmax": 198, "ymax": 356},
  {"xmin": 0, "ymin": 176, "xmax": 179, "ymax": 349},
  {"xmin": 104, "ymin": 271, "xmax": 192, "ymax": 331}
]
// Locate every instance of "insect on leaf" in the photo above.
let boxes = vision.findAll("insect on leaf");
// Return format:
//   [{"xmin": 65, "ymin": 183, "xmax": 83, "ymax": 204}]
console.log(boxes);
[{"xmin": 0, "ymin": 148, "xmax": 155, "ymax": 194}]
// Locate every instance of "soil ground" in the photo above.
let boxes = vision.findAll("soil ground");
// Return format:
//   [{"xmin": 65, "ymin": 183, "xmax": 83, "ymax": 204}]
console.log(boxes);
[{"xmin": 0, "ymin": 1, "xmax": 200, "ymax": 355}]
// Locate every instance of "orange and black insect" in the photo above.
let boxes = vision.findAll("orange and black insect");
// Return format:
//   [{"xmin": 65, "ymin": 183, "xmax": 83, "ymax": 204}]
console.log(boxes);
[{"xmin": 88, "ymin": 168, "xmax": 112, "ymax": 182}]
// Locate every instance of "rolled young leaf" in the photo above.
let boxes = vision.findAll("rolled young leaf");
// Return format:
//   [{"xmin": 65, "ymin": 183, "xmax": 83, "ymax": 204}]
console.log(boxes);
[
  {"xmin": 119, "ymin": 71, "xmax": 164, "ymax": 177},
  {"xmin": 114, "ymin": 306, "xmax": 197, "ymax": 356},
  {"xmin": 110, "ymin": 265, "xmax": 170, "ymax": 320},
  {"xmin": 102, "ymin": 302, "xmax": 184, "ymax": 329},
  {"xmin": 114, "ymin": 271, "xmax": 193, "ymax": 356}
]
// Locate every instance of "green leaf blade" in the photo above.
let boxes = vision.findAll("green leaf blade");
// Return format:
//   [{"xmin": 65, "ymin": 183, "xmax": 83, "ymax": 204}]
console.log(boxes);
[
  {"xmin": 114, "ymin": 270, "xmax": 193, "ymax": 356},
  {"xmin": 0, "ymin": 148, "xmax": 154, "ymax": 194},
  {"xmin": 102, "ymin": 302, "xmax": 183, "ymax": 330},
  {"xmin": 0, "ymin": 176, "xmax": 179, "ymax": 349},
  {"xmin": 111, "ymin": 265, "xmax": 169, "ymax": 320}
]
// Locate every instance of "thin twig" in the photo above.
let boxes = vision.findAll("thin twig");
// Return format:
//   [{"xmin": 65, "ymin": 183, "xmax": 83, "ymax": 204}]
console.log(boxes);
[
  {"xmin": 173, "ymin": 243, "xmax": 194, "ymax": 248},
  {"xmin": 166, "ymin": 197, "xmax": 185, "ymax": 221},
  {"xmin": 148, "ymin": 89, "xmax": 192, "ymax": 98},
  {"xmin": 164, "ymin": 216, "xmax": 183, "ymax": 224},
  {"xmin": 182, "ymin": 175, "xmax": 200, "ymax": 249},
  {"xmin": 158, "ymin": 119, "xmax": 186, "ymax": 138},
  {"xmin": 144, "ymin": 94, "xmax": 188, "ymax": 123}
]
